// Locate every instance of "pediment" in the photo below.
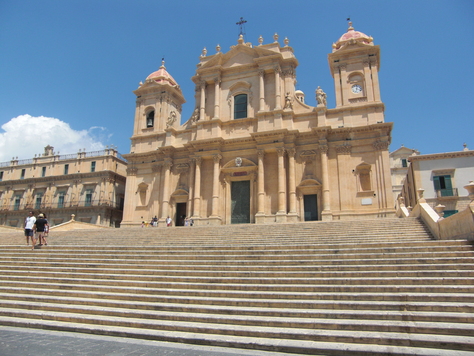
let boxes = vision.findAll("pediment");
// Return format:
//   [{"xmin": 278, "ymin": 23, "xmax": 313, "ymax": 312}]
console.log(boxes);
[
  {"xmin": 298, "ymin": 178, "xmax": 321, "ymax": 187},
  {"xmin": 222, "ymin": 51, "xmax": 258, "ymax": 69},
  {"xmin": 222, "ymin": 157, "xmax": 256, "ymax": 169}
]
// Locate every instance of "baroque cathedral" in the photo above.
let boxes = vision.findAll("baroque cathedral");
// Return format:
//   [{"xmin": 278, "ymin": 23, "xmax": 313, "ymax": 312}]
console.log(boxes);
[{"xmin": 121, "ymin": 23, "xmax": 394, "ymax": 227}]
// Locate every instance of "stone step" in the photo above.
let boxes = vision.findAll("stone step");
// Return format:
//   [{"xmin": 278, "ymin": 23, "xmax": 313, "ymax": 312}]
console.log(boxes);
[
  {"xmin": 2, "ymin": 265, "xmax": 474, "ymax": 279},
  {"xmin": 2, "ymin": 255, "xmax": 474, "ymax": 268},
  {"xmin": 1, "ymin": 241, "xmax": 471, "ymax": 253},
  {"xmin": 2, "ymin": 292, "xmax": 473, "ymax": 324},
  {"xmin": 1, "ymin": 316, "xmax": 473, "ymax": 356},
  {"xmin": 2, "ymin": 270, "xmax": 474, "ymax": 288},
  {"xmin": 1, "ymin": 283, "xmax": 473, "ymax": 309},
  {"xmin": 2, "ymin": 272, "xmax": 474, "ymax": 288},
  {"xmin": 0, "ymin": 310, "xmax": 473, "ymax": 352},
  {"xmin": 1, "ymin": 260, "xmax": 473, "ymax": 272},
  {"xmin": 1, "ymin": 217, "xmax": 472, "ymax": 355},
  {"xmin": 2, "ymin": 300, "xmax": 474, "ymax": 337}
]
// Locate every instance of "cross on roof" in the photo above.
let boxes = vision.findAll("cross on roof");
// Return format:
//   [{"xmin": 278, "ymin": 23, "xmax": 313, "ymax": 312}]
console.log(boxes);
[{"xmin": 236, "ymin": 17, "xmax": 247, "ymax": 36}]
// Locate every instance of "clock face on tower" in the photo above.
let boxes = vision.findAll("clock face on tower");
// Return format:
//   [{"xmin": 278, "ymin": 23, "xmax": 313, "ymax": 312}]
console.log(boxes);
[{"xmin": 351, "ymin": 84, "xmax": 362, "ymax": 94}]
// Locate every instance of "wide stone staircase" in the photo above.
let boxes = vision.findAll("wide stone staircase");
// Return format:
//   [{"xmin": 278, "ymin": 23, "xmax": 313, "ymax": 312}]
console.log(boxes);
[{"xmin": 0, "ymin": 218, "xmax": 473, "ymax": 355}]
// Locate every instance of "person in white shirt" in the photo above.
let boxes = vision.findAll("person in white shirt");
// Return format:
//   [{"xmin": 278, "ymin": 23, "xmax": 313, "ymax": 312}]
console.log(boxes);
[{"xmin": 24, "ymin": 211, "xmax": 36, "ymax": 246}]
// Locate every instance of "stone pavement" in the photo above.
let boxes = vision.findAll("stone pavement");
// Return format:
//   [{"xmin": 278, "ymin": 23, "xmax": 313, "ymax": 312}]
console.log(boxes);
[{"xmin": 0, "ymin": 326, "xmax": 300, "ymax": 356}]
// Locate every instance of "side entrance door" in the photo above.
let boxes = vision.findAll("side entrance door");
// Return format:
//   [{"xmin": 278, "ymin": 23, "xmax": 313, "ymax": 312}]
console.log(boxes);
[{"xmin": 231, "ymin": 180, "xmax": 250, "ymax": 224}]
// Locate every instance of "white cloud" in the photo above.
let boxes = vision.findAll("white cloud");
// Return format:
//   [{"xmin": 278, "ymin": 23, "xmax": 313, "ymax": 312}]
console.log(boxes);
[{"xmin": 0, "ymin": 114, "xmax": 110, "ymax": 162}]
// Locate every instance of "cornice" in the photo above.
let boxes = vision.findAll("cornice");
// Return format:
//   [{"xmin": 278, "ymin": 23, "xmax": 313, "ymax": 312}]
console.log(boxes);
[{"xmin": 408, "ymin": 150, "xmax": 474, "ymax": 162}]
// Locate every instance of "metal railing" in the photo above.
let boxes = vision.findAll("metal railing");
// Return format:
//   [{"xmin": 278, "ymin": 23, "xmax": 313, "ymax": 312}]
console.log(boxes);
[
  {"xmin": 1, "ymin": 198, "xmax": 123, "ymax": 212},
  {"xmin": 0, "ymin": 149, "xmax": 127, "ymax": 167},
  {"xmin": 435, "ymin": 188, "xmax": 458, "ymax": 198}
]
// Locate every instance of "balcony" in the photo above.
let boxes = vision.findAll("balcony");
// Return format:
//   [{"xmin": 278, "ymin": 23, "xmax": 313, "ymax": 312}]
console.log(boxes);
[{"xmin": 436, "ymin": 188, "xmax": 458, "ymax": 199}]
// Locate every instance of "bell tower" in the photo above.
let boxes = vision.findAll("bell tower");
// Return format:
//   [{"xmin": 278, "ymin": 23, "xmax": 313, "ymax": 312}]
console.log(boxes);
[
  {"xmin": 328, "ymin": 22, "xmax": 382, "ymax": 110},
  {"xmin": 131, "ymin": 60, "xmax": 185, "ymax": 146}
]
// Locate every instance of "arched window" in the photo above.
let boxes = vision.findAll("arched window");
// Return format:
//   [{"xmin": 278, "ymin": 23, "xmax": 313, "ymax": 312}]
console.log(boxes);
[
  {"xmin": 146, "ymin": 110, "xmax": 155, "ymax": 128},
  {"xmin": 234, "ymin": 94, "xmax": 247, "ymax": 119}
]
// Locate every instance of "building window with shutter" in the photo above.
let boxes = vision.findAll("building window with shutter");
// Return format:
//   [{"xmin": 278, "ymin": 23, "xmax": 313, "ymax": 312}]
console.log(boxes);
[
  {"xmin": 234, "ymin": 94, "xmax": 247, "ymax": 119},
  {"xmin": 433, "ymin": 174, "xmax": 454, "ymax": 197}
]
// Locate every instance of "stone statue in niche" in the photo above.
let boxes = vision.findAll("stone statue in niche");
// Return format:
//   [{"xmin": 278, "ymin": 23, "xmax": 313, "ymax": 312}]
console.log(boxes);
[
  {"xmin": 190, "ymin": 108, "xmax": 200, "ymax": 123},
  {"xmin": 316, "ymin": 86, "xmax": 327, "ymax": 106},
  {"xmin": 284, "ymin": 92, "xmax": 293, "ymax": 109},
  {"xmin": 166, "ymin": 111, "xmax": 177, "ymax": 128}
]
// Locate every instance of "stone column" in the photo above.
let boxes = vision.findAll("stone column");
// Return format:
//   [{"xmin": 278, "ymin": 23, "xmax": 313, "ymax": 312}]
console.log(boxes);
[
  {"xmin": 187, "ymin": 159, "xmax": 195, "ymax": 218},
  {"xmin": 319, "ymin": 142, "xmax": 332, "ymax": 220},
  {"xmin": 276, "ymin": 147, "xmax": 286, "ymax": 217},
  {"xmin": 160, "ymin": 158, "xmax": 173, "ymax": 221},
  {"xmin": 339, "ymin": 65, "xmax": 348, "ymax": 106},
  {"xmin": 363, "ymin": 61, "xmax": 375, "ymax": 102},
  {"xmin": 199, "ymin": 81, "xmax": 206, "ymax": 121},
  {"xmin": 334, "ymin": 67, "xmax": 343, "ymax": 108},
  {"xmin": 287, "ymin": 148, "xmax": 297, "ymax": 216},
  {"xmin": 370, "ymin": 61, "xmax": 381, "ymax": 102},
  {"xmin": 213, "ymin": 76, "xmax": 220, "ymax": 119},
  {"xmin": 256, "ymin": 150, "xmax": 265, "ymax": 215},
  {"xmin": 274, "ymin": 66, "xmax": 281, "ymax": 110},
  {"xmin": 258, "ymin": 69, "xmax": 265, "ymax": 112},
  {"xmin": 192, "ymin": 157, "xmax": 202, "ymax": 218},
  {"xmin": 210, "ymin": 154, "xmax": 222, "ymax": 219},
  {"xmin": 121, "ymin": 166, "xmax": 137, "ymax": 227}
]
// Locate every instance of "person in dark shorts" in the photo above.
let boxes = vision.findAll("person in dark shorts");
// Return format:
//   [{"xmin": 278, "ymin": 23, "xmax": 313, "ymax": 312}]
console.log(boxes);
[
  {"xmin": 32, "ymin": 213, "xmax": 49, "ymax": 250},
  {"xmin": 24, "ymin": 211, "xmax": 36, "ymax": 246}
]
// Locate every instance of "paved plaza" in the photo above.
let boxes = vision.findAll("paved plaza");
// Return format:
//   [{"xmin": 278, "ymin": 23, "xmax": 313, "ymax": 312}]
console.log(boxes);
[{"xmin": 0, "ymin": 326, "xmax": 298, "ymax": 356}]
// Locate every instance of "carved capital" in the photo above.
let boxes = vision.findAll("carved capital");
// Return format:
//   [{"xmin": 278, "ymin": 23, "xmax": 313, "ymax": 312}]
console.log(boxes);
[
  {"xmin": 257, "ymin": 149, "xmax": 265, "ymax": 159},
  {"xmin": 163, "ymin": 158, "xmax": 173, "ymax": 169},
  {"xmin": 287, "ymin": 148, "xmax": 296, "ymax": 158},
  {"xmin": 277, "ymin": 147, "xmax": 286, "ymax": 157},
  {"xmin": 151, "ymin": 163, "xmax": 162, "ymax": 173},
  {"xmin": 213, "ymin": 154, "xmax": 222, "ymax": 163},
  {"xmin": 319, "ymin": 145, "xmax": 329, "ymax": 155},
  {"xmin": 336, "ymin": 144, "xmax": 352, "ymax": 154},
  {"xmin": 373, "ymin": 140, "xmax": 390, "ymax": 151}
]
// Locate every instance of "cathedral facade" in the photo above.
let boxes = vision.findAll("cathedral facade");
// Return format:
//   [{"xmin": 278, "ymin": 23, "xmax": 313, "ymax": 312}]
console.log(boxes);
[{"xmin": 121, "ymin": 24, "xmax": 394, "ymax": 227}]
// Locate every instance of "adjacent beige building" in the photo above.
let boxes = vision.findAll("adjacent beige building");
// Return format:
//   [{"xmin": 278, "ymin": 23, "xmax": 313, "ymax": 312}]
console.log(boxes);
[
  {"xmin": 0, "ymin": 145, "xmax": 127, "ymax": 227},
  {"xmin": 390, "ymin": 145, "xmax": 419, "ymax": 206},
  {"xmin": 122, "ymin": 23, "xmax": 395, "ymax": 227},
  {"xmin": 400, "ymin": 144, "xmax": 474, "ymax": 217}
]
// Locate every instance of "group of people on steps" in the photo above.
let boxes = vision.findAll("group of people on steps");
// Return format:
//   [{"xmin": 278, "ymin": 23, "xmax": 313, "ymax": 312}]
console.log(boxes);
[{"xmin": 24, "ymin": 211, "xmax": 49, "ymax": 250}]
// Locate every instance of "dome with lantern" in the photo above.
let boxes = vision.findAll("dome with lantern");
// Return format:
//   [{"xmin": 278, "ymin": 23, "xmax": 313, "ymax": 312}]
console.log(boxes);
[
  {"xmin": 143, "ymin": 59, "xmax": 180, "ymax": 90},
  {"xmin": 332, "ymin": 21, "xmax": 373, "ymax": 52}
]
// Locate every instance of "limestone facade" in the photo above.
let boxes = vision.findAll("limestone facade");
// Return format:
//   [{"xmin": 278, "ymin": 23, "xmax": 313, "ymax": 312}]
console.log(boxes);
[
  {"xmin": 121, "ymin": 23, "xmax": 395, "ymax": 227},
  {"xmin": 0, "ymin": 146, "xmax": 127, "ymax": 227}
]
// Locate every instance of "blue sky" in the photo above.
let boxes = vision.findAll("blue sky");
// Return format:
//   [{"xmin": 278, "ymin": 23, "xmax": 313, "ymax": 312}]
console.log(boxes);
[{"xmin": 0, "ymin": 0, "xmax": 473, "ymax": 162}]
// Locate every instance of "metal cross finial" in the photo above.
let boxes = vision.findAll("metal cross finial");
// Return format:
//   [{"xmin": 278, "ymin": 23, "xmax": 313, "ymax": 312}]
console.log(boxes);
[{"xmin": 236, "ymin": 17, "xmax": 247, "ymax": 36}]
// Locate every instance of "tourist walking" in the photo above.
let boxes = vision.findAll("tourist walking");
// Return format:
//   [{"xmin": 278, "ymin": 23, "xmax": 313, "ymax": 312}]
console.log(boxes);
[
  {"xmin": 166, "ymin": 216, "xmax": 172, "ymax": 227},
  {"xmin": 40, "ymin": 213, "xmax": 49, "ymax": 245},
  {"xmin": 32, "ymin": 213, "xmax": 49, "ymax": 250},
  {"xmin": 24, "ymin": 211, "xmax": 36, "ymax": 246}
]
